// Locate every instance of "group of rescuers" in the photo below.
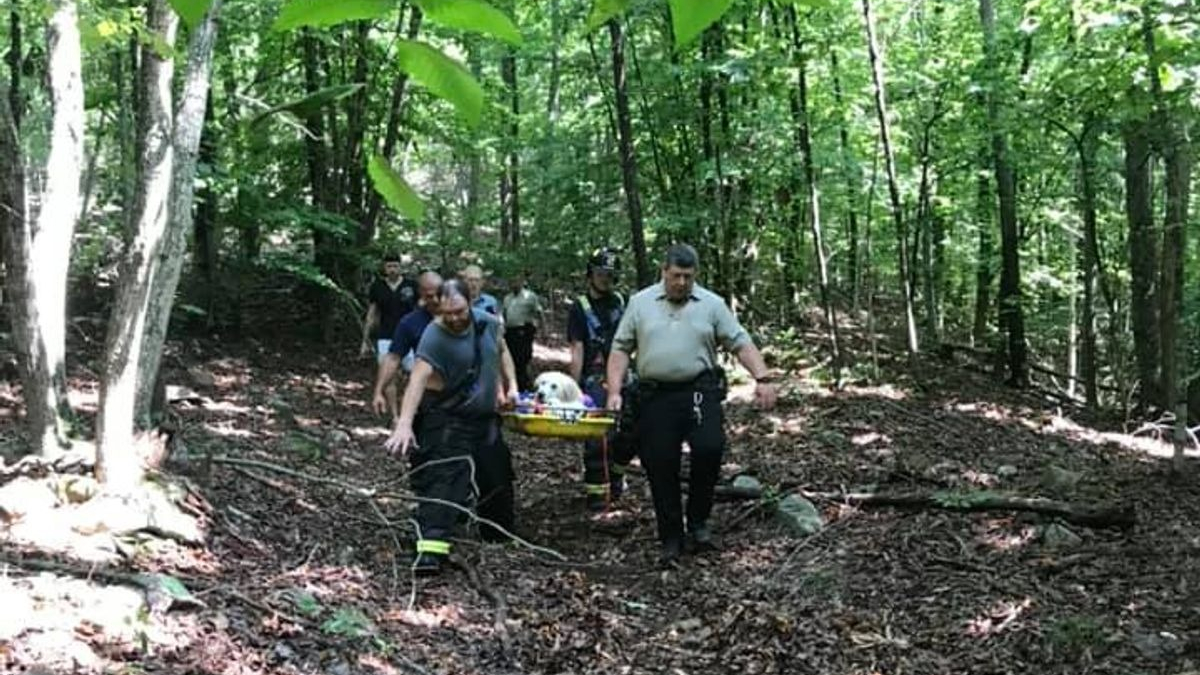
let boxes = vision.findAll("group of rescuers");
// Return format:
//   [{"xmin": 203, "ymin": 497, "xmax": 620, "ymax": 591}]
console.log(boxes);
[{"xmin": 361, "ymin": 243, "xmax": 778, "ymax": 575}]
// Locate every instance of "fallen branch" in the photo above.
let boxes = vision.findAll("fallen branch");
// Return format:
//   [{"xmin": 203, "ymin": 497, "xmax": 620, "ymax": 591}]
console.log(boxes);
[
  {"xmin": 211, "ymin": 455, "xmax": 566, "ymax": 561},
  {"xmin": 713, "ymin": 485, "xmax": 1134, "ymax": 530},
  {"xmin": 454, "ymin": 556, "xmax": 515, "ymax": 662}
]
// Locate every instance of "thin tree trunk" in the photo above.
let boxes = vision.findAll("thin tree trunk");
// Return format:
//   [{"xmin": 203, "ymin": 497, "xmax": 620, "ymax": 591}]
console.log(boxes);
[
  {"xmin": 829, "ymin": 48, "xmax": 860, "ymax": 306},
  {"xmin": 609, "ymin": 19, "xmax": 650, "ymax": 287},
  {"xmin": 787, "ymin": 6, "xmax": 841, "ymax": 375},
  {"xmin": 978, "ymin": 0, "xmax": 1027, "ymax": 386},
  {"xmin": 344, "ymin": 21, "xmax": 369, "ymax": 229},
  {"xmin": 546, "ymin": 0, "xmax": 561, "ymax": 121},
  {"xmin": 501, "ymin": 43, "xmax": 520, "ymax": 248},
  {"xmin": 365, "ymin": 6, "xmax": 422, "ymax": 236},
  {"xmin": 1074, "ymin": 121, "xmax": 1101, "ymax": 408},
  {"xmin": 134, "ymin": 0, "xmax": 222, "ymax": 427},
  {"xmin": 1, "ymin": 0, "xmax": 84, "ymax": 457},
  {"xmin": 97, "ymin": 0, "xmax": 179, "ymax": 490},
  {"xmin": 194, "ymin": 98, "xmax": 218, "ymax": 310},
  {"xmin": 971, "ymin": 162, "xmax": 993, "ymax": 348},
  {"xmin": 1123, "ymin": 120, "xmax": 1160, "ymax": 410},
  {"xmin": 7, "ymin": 3, "xmax": 21, "ymax": 127},
  {"xmin": 861, "ymin": 0, "xmax": 918, "ymax": 355}
]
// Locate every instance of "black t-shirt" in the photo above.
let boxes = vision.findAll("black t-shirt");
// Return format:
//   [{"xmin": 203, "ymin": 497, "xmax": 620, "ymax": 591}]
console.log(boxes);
[
  {"xmin": 567, "ymin": 292, "xmax": 624, "ymax": 376},
  {"xmin": 368, "ymin": 277, "xmax": 418, "ymax": 340}
]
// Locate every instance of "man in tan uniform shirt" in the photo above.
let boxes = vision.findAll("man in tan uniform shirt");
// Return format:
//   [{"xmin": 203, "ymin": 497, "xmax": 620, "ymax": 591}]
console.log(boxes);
[{"xmin": 606, "ymin": 243, "xmax": 777, "ymax": 566}]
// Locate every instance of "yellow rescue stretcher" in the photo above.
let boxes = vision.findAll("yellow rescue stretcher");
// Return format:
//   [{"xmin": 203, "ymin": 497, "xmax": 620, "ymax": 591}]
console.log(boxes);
[{"xmin": 501, "ymin": 404, "xmax": 616, "ymax": 440}]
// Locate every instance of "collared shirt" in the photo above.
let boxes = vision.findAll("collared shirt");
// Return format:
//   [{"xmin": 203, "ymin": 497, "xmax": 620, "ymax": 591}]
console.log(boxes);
[
  {"xmin": 503, "ymin": 288, "xmax": 544, "ymax": 328},
  {"xmin": 612, "ymin": 281, "xmax": 751, "ymax": 383},
  {"xmin": 473, "ymin": 293, "xmax": 500, "ymax": 317}
]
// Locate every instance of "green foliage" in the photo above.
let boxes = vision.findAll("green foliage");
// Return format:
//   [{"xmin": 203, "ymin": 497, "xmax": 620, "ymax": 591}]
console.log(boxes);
[
  {"xmin": 168, "ymin": 0, "xmax": 214, "ymax": 28},
  {"xmin": 251, "ymin": 83, "xmax": 366, "ymax": 127},
  {"xmin": 394, "ymin": 40, "xmax": 484, "ymax": 127},
  {"xmin": 931, "ymin": 489, "xmax": 1003, "ymax": 508},
  {"xmin": 272, "ymin": 0, "xmax": 395, "ymax": 31},
  {"xmin": 668, "ymin": 0, "xmax": 736, "ymax": 48},
  {"xmin": 586, "ymin": 0, "xmax": 632, "ymax": 32},
  {"xmin": 417, "ymin": 0, "xmax": 522, "ymax": 46},
  {"xmin": 286, "ymin": 590, "xmax": 324, "ymax": 617},
  {"xmin": 367, "ymin": 155, "xmax": 426, "ymax": 223},
  {"xmin": 1046, "ymin": 615, "xmax": 1106, "ymax": 658},
  {"xmin": 321, "ymin": 607, "xmax": 375, "ymax": 638}
]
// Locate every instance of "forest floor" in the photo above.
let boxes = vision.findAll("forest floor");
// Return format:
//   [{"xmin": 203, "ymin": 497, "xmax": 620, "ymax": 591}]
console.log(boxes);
[{"xmin": 2, "ymin": 318, "xmax": 1200, "ymax": 675}]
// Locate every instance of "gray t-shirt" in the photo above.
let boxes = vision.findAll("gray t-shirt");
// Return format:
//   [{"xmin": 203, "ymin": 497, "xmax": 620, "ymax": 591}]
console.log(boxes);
[{"xmin": 416, "ymin": 308, "xmax": 502, "ymax": 416}]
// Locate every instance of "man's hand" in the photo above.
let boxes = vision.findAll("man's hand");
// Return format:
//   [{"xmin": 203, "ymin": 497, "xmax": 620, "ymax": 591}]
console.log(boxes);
[
  {"xmin": 500, "ymin": 385, "xmax": 520, "ymax": 410},
  {"xmin": 754, "ymin": 382, "xmax": 778, "ymax": 410},
  {"xmin": 605, "ymin": 390, "xmax": 623, "ymax": 412},
  {"xmin": 384, "ymin": 421, "xmax": 417, "ymax": 457},
  {"xmin": 372, "ymin": 391, "xmax": 389, "ymax": 415}
]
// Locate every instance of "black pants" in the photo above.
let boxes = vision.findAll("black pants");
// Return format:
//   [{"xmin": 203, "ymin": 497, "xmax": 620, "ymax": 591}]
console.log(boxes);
[
  {"xmin": 411, "ymin": 412, "xmax": 515, "ymax": 548},
  {"xmin": 637, "ymin": 385, "xmax": 725, "ymax": 545},
  {"xmin": 582, "ymin": 376, "xmax": 637, "ymax": 495},
  {"xmin": 506, "ymin": 325, "xmax": 536, "ymax": 392}
]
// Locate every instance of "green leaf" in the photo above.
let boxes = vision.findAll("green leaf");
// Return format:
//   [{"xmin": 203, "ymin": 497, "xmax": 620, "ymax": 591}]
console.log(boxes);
[
  {"xmin": 168, "ymin": 0, "xmax": 213, "ymax": 28},
  {"xmin": 668, "ymin": 0, "xmax": 736, "ymax": 48},
  {"xmin": 416, "ymin": 0, "xmax": 522, "ymax": 46},
  {"xmin": 273, "ymin": 0, "xmax": 394, "ymax": 31},
  {"xmin": 586, "ymin": 0, "xmax": 631, "ymax": 32},
  {"xmin": 368, "ymin": 155, "xmax": 426, "ymax": 223},
  {"xmin": 394, "ymin": 40, "xmax": 483, "ymax": 127},
  {"xmin": 1158, "ymin": 63, "xmax": 1182, "ymax": 93},
  {"xmin": 251, "ymin": 83, "xmax": 365, "ymax": 126}
]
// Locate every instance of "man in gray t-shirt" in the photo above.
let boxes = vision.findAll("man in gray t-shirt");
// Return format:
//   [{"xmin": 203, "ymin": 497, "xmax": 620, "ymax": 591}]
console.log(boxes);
[{"xmin": 385, "ymin": 279, "xmax": 519, "ymax": 575}]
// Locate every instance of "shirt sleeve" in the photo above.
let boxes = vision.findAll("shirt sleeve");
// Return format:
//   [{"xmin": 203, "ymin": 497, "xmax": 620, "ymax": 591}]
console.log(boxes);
[
  {"xmin": 566, "ymin": 303, "xmax": 587, "ymax": 344},
  {"xmin": 367, "ymin": 280, "xmax": 382, "ymax": 307},
  {"xmin": 713, "ymin": 300, "xmax": 752, "ymax": 351},
  {"xmin": 414, "ymin": 326, "xmax": 445, "ymax": 377},
  {"xmin": 388, "ymin": 316, "xmax": 416, "ymax": 355},
  {"xmin": 610, "ymin": 299, "xmax": 638, "ymax": 354}
]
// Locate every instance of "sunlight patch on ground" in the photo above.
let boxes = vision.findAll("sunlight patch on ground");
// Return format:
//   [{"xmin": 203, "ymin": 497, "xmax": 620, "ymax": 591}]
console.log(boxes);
[
  {"xmin": 533, "ymin": 342, "xmax": 571, "ymax": 365},
  {"xmin": 965, "ymin": 597, "xmax": 1033, "ymax": 637},
  {"xmin": 974, "ymin": 517, "xmax": 1037, "ymax": 552},
  {"xmin": 840, "ymin": 383, "xmax": 910, "ymax": 400},
  {"xmin": 851, "ymin": 432, "xmax": 891, "ymax": 447},
  {"xmin": 1044, "ymin": 414, "xmax": 1200, "ymax": 460},
  {"xmin": 381, "ymin": 603, "xmax": 466, "ymax": 628},
  {"xmin": 203, "ymin": 422, "xmax": 256, "ymax": 438}
]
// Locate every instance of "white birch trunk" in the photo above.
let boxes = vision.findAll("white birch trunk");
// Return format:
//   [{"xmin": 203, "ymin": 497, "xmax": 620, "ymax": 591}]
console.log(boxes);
[
  {"xmin": 0, "ymin": 0, "xmax": 84, "ymax": 457},
  {"xmin": 135, "ymin": 0, "xmax": 223, "ymax": 424},
  {"xmin": 96, "ymin": 0, "xmax": 178, "ymax": 491}
]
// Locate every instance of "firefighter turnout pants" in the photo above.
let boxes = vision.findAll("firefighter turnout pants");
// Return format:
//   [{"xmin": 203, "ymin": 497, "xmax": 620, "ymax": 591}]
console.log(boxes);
[{"xmin": 411, "ymin": 411, "xmax": 515, "ymax": 556}]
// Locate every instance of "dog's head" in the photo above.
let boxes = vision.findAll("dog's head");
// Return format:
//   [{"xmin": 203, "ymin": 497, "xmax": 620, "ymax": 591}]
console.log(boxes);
[{"xmin": 534, "ymin": 371, "xmax": 583, "ymax": 405}]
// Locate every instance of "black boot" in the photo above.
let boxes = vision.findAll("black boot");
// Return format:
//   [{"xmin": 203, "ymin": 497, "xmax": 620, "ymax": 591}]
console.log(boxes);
[
  {"xmin": 658, "ymin": 538, "xmax": 683, "ymax": 568},
  {"xmin": 687, "ymin": 522, "xmax": 717, "ymax": 553},
  {"xmin": 409, "ymin": 552, "xmax": 445, "ymax": 576}
]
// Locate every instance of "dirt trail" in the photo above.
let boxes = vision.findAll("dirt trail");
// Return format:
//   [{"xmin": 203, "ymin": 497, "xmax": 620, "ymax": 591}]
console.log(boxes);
[{"xmin": 2, "ymin": 333, "xmax": 1198, "ymax": 675}]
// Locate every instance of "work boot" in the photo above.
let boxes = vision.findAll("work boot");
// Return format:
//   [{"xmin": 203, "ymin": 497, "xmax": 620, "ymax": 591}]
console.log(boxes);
[
  {"xmin": 658, "ymin": 538, "xmax": 683, "ymax": 568},
  {"xmin": 409, "ymin": 552, "xmax": 445, "ymax": 576},
  {"xmin": 610, "ymin": 475, "xmax": 627, "ymax": 501},
  {"xmin": 687, "ymin": 522, "xmax": 717, "ymax": 553}
]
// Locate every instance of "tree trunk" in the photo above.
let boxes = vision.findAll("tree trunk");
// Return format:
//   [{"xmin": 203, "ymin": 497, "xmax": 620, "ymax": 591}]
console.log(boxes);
[
  {"xmin": 1158, "ymin": 131, "xmax": 1190, "ymax": 470},
  {"xmin": 0, "ymin": 0, "xmax": 84, "ymax": 458},
  {"xmin": 134, "ymin": 0, "xmax": 222, "ymax": 427},
  {"xmin": 7, "ymin": 3, "xmax": 20, "ymax": 127},
  {"xmin": 787, "ymin": 6, "xmax": 842, "ymax": 375},
  {"xmin": 97, "ymin": 0, "xmax": 179, "ymax": 491},
  {"xmin": 501, "ymin": 43, "xmax": 520, "ymax": 248},
  {"xmin": 608, "ymin": 19, "xmax": 650, "ymax": 288},
  {"xmin": 971, "ymin": 162, "xmax": 993, "ymax": 348},
  {"xmin": 829, "ymin": 48, "xmax": 860, "ymax": 306},
  {"xmin": 978, "ymin": 0, "xmax": 1027, "ymax": 386},
  {"xmin": 194, "ymin": 97, "xmax": 218, "ymax": 317},
  {"xmin": 365, "ymin": 6, "xmax": 422, "ymax": 236},
  {"xmin": 1074, "ymin": 122, "xmax": 1100, "ymax": 408},
  {"xmin": 1123, "ymin": 120, "xmax": 1160, "ymax": 410},
  {"xmin": 546, "ymin": 0, "xmax": 561, "ymax": 121},
  {"xmin": 861, "ymin": 0, "xmax": 919, "ymax": 355}
]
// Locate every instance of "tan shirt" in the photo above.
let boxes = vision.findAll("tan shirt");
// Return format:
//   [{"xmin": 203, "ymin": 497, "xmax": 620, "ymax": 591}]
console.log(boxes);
[
  {"xmin": 503, "ymin": 288, "xmax": 544, "ymax": 328},
  {"xmin": 612, "ymin": 281, "xmax": 752, "ymax": 382}
]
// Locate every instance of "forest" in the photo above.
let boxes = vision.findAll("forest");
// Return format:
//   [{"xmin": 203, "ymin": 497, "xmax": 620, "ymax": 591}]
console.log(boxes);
[{"xmin": 0, "ymin": 0, "xmax": 1197, "ymax": 673}]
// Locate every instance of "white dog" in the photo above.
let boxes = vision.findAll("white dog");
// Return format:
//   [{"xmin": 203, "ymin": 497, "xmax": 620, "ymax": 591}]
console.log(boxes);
[{"xmin": 534, "ymin": 371, "xmax": 586, "ymax": 411}]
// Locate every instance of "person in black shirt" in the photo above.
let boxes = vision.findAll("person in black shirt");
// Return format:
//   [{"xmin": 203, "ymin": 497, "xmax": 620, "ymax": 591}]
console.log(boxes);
[
  {"xmin": 567, "ymin": 247, "xmax": 638, "ymax": 511},
  {"xmin": 362, "ymin": 253, "xmax": 418, "ymax": 417}
]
